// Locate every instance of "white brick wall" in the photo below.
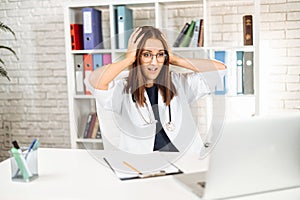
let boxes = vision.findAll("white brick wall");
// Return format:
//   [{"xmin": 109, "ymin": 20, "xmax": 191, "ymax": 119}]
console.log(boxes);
[
  {"xmin": 260, "ymin": 0, "xmax": 300, "ymax": 113},
  {"xmin": 0, "ymin": 0, "xmax": 299, "ymax": 161},
  {"xmin": 0, "ymin": 0, "xmax": 71, "ymax": 161}
]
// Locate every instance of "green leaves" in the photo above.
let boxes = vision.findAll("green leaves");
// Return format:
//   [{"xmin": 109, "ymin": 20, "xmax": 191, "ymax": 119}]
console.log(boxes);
[
  {"xmin": 0, "ymin": 66, "xmax": 10, "ymax": 81},
  {"xmin": 0, "ymin": 22, "xmax": 18, "ymax": 81},
  {"xmin": 0, "ymin": 45, "xmax": 18, "ymax": 59},
  {"xmin": 0, "ymin": 22, "xmax": 16, "ymax": 40}
]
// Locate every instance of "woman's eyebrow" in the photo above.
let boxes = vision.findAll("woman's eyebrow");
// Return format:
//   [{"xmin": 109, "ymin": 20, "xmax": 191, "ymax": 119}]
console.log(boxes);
[{"xmin": 141, "ymin": 49, "xmax": 165, "ymax": 52}]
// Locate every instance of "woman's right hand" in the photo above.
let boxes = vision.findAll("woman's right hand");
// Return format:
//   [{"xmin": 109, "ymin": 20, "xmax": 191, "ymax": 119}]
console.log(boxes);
[{"xmin": 126, "ymin": 27, "xmax": 143, "ymax": 64}]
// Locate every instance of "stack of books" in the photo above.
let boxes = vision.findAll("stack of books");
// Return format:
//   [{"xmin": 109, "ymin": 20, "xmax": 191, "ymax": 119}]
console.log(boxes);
[
  {"xmin": 82, "ymin": 112, "xmax": 102, "ymax": 139},
  {"xmin": 173, "ymin": 19, "xmax": 204, "ymax": 48}
]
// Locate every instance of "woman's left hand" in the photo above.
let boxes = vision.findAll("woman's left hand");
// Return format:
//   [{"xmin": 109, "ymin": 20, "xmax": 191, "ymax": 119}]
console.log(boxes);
[
  {"xmin": 160, "ymin": 32, "xmax": 177, "ymax": 66},
  {"xmin": 168, "ymin": 51, "xmax": 177, "ymax": 66}
]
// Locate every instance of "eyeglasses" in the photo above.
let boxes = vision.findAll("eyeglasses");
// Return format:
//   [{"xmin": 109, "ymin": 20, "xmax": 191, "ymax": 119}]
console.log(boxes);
[{"xmin": 140, "ymin": 51, "xmax": 167, "ymax": 63}]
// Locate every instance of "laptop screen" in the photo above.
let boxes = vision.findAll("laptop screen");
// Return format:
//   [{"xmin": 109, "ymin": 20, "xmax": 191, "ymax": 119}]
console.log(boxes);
[{"xmin": 203, "ymin": 114, "xmax": 300, "ymax": 199}]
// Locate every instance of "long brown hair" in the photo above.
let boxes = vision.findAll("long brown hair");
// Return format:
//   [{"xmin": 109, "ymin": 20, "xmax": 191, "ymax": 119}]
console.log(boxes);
[{"xmin": 125, "ymin": 26, "xmax": 177, "ymax": 107}]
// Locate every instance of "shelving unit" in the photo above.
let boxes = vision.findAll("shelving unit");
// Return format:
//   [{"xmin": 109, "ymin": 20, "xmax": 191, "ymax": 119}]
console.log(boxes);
[
  {"xmin": 64, "ymin": 0, "xmax": 260, "ymax": 149},
  {"xmin": 204, "ymin": 0, "xmax": 260, "ymax": 119}
]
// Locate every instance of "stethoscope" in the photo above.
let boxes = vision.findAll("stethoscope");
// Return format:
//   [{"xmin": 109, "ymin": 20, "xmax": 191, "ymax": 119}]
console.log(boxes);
[
  {"xmin": 165, "ymin": 105, "xmax": 175, "ymax": 131},
  {"xmin": 135, "ymin": 101, "xmax": 175, "ymax": 132}
]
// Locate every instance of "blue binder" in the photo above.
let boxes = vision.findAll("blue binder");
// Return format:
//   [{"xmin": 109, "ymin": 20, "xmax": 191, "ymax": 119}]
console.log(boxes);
[
  {"xmin": 214, "ymin": 51, "xmax": 227, "ymax": 95},
  {"xmin": 93, "ymin": 54, "xmax": 103, "ymax": 70},
  {"xmin": 214, "ymin": 51, "xmax": 226, "ymax": 63},
  {"xmin": 116, "ymin": 6, "xmax": 133, "ymax": 49},
  {"xmin": 236, "ymin": 51, "xmax": 244, "ymax": 94},
  {"xmin": 82, "ymin": 8, "xmax": 103, "ymax": 50}
]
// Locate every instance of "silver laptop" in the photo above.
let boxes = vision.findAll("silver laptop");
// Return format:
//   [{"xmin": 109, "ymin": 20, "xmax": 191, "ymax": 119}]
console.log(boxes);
[{"xmin": 174, "ymin": 114, "xmax": 300, "ymax": 199}]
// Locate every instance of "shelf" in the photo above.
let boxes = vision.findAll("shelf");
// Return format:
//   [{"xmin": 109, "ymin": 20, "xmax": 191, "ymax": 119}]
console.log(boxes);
[
  {"xmin": 71, "ymin": 49, "xmax": 113, "ymax": 54},
  {"xmin": 76, "ymin": 138, "xmax": 103, "ymax": 143},
  {"xmin": 74, "ymin": 46, "xmax": 254, "ymax": 53},
  {"xmin": 117, "ymin": 2, "xmax": 155, "ymax": 8},
  {"xmin": 114, "ymin": 49, "xmax": 127, "ymax": 53},
  {"xmin": 225, "ymin": 94, "xmax": 255, "ymax": 98},
  {"xmin": 65, "ymin": 0, "xmax": 260, "ymax": 150},
  {"xmin": 158, "ymin": 0, "xmax": 201, "ymax": 6},
  {"xmin": 204, "ymin": 46, "xmax": 255, "ymax": 52}
]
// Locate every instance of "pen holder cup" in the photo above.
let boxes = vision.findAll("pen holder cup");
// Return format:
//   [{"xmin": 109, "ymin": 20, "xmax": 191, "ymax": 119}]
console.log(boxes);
[{"xmin": 9, "ymin": 148, "xmax": 39, "ymax": 182}]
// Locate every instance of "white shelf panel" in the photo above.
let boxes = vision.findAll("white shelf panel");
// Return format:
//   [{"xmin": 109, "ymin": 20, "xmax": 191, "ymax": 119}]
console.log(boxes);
[
  {"xmin": 71, "ymin": 50, "xmax": 113, "ymax": 54},
  {"xmin": 76, "ymin": 138, "xmax": 103, "ymax": 143}
]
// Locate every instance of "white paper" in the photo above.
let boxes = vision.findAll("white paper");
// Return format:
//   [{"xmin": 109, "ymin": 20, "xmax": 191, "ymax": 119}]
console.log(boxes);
[
  {"xmin": 83, "ymin": 12, "xmax": 92, "ymax": 34},
  {"xmin": 103, "ymin": 151, "xmax": 181, "ymax": 180}
]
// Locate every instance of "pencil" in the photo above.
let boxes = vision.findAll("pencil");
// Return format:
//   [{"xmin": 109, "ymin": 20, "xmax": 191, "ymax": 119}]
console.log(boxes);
[{"xmin": 122, "ymin": 161, "xmax": 143, "ymax": 175}]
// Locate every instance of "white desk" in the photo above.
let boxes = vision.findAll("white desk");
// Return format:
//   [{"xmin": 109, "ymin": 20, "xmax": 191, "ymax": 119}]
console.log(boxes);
[{"xmin": 0, "ymin": 148, "xmax": 299, "ymax": 200}]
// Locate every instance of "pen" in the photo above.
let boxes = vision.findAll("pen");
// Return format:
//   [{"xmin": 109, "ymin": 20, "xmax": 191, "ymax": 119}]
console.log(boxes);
[
  {"xmin": 12, "ymin": 140, "xmax": 20, "ymax": 149},
  {"xmin": 32, "ymin": 139, "xmax": 40, "ymax": 150},
  {"xmin": 122, "ymin": 161, "xmax": 143, "ymax": 175},
  {"xmin": 25, "ymin": 138, "xmax": 37, "ymax": 159}
]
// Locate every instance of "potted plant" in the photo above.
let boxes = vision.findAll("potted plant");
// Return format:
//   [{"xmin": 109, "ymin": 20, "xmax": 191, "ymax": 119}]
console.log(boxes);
[{"xmin": 0, "ymin": 21, "xmax": 18, "ymax": 81}]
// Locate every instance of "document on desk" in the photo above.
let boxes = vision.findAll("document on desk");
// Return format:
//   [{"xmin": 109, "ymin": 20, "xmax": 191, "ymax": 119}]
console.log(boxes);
[{"xmin": 103, "ymin": 151, "xmax": 182, "ymax": 180}]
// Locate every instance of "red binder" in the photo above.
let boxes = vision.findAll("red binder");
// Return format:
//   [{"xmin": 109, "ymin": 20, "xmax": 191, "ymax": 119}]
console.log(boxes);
[
  {"xmin": 83, "ymin": 54, "xmax": 93, "ymax": 95},
  {"xmin": 70, "ymin": 24, "xmax": 83, "ymax": 50}
]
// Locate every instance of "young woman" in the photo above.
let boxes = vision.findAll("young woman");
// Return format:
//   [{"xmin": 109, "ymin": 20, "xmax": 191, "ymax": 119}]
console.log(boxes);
[{"xmin": 86, "ymin": 26, "xmax": 226, "ymax": 154}]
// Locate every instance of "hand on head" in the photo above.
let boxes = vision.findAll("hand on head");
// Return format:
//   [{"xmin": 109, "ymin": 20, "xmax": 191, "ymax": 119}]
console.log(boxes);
[
  {"xmin": 126, "ymin": 26, "xmax": 176, "ymax": 66},
  {"xmin": 126, "ymin": 27, "xmax": 143, "ymax": 64}
]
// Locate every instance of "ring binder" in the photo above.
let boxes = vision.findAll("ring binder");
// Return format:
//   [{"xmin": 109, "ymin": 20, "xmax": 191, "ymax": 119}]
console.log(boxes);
[{"xmin": 82, "ymin": 8, "xmax": 103, "ymax": 50}]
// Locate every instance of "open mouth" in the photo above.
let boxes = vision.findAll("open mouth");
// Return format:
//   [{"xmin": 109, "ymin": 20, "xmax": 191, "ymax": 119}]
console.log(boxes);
[{"xmin": 147, "ymin": 67, "xmax": 158, "ymax": 71}]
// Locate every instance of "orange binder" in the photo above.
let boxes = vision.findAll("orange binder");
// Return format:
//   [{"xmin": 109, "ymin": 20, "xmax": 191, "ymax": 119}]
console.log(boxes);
[{"xmin": 83, "ymin": 54, "xmax": 93, "ymax": 95}]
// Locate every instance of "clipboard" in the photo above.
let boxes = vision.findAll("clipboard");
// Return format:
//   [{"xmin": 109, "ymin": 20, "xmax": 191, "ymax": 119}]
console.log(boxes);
[{"xmin": 103, "ymin": 152, "xmax": 183, "ymax": 181}]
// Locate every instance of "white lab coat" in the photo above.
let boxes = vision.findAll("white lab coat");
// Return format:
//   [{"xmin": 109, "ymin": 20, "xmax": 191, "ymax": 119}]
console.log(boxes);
[{"xmin": 85, "ymin": 71, "xmax": 211, "ymax": 154}]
